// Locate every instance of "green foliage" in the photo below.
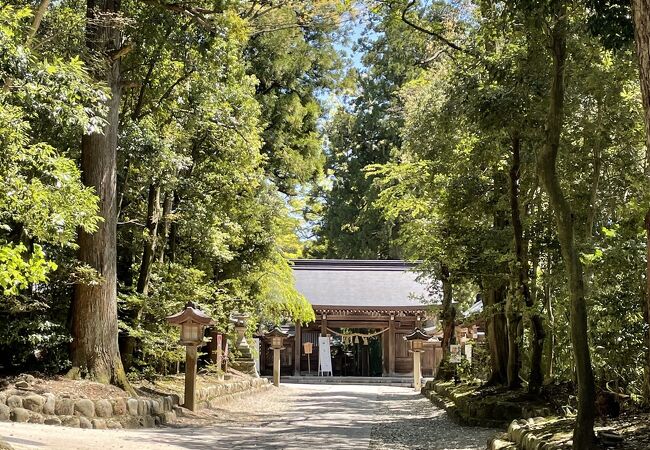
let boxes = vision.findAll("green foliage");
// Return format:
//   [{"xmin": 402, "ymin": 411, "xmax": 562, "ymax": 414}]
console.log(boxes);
[
  {"xmin": 329, "ymin": 0, "xmax": 650, "ymax": 402},
  {"xmin": 0, "ymin": 244, "xmax": 56, "ymax": 296},
  {"xmin": 0, "ymin": 4, "xmax": 101, "ymax": 297},
  {"xmin": 0, "ymin": 1, "xmax": 330, "ymax": 378}
]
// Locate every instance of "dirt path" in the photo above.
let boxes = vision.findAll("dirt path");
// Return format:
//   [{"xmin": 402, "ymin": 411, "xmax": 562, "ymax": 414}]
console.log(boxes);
[{"xmin": 0, "ymin": 384, "xmax": 498, "ymax": 450}]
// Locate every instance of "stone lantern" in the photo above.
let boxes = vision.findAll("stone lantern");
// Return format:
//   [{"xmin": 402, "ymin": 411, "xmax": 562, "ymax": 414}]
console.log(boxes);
[
  {"xmin": 229, "ymin": 312, "xmax": 258, "ymax": 376},
  {"xmin": 265, "ymin": 327, "xmax": 288, "ymax": 387},
  {"xmin": 166, "ymin": 302, "xmax": 214, "ymax": 411},
  {"xmin": 405, "ymin": 327, "xmax": 431, "ymax": 392}
]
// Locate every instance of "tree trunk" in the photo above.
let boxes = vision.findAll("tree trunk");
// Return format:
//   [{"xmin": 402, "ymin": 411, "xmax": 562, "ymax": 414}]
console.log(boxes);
[
  {"xmin": 508, "ymin": 134, "xmax": 545, "ymax": 393},
  {"xmin": 506, "ymin": 134, "xmax": 524, "ymax": 390},
  {"xmin": 69, "ymin": 0, "xmax": 132, "ymax": 394},
  {"xmin": 157, "ymin": 191, "xmax": 173, "ymax": 263},
  {"xmin": 536, "ymin": 5, "xmax": 595, "ymax": 446},
  {"xmin": 136, "ymin": 183, "xmax": 161, "ymax": 295},
  {"xmin": 542, "ymin": 250, "xmax": 554, "ymax": 380},
  {"xmin": 436, "ymin": 263, "xmax": 456, "ymax": 380},
  {"xmin": 644, "ymin": 211, "xmax": 650, "ymax": 403},
  {"xmin": 440, "ymin": 264, "xmax": 455, "ymax": 356},
  {"xmin": 168, "ymin": 192, "xmax": 180, "ymax": 264},
  {"xmin": 632, "ymin": 0, "xmax": 650, "ymax": 406},
  {"xmin": 484, "ymin": 283, "xmax": 509, "ymax": 385}
]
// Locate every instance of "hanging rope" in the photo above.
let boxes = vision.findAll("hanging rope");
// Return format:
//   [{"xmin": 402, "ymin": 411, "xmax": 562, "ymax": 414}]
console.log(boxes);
[{"xmin": 326, "ymin": 327, "xmax": 389, "ymax": 346}]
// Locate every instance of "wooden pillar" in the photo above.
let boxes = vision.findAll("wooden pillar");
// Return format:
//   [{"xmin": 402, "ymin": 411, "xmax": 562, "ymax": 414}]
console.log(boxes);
[
  {"xmin": 382, "ymin": 329, "xmax": 388, "ymax": 375},
  {"xmin": 321, "ymin": 314, "xmax": 327, "ymax": 337},
  {"xmin": 388, "ymin": 314, "xmax": 395, "ymax": 376},
  {"xmin": 413, "ymin": 351, "xmax": 422, "ymax": 391},
  {"xmin": 184, "ymin": 345, "xmax": 197, "ymax": 411},
  {"xmin": 273, "ymin": 348, "xmax": 281, "ymax": 387},
  {"xmin": 294, "ymin": 321, "xmax": 302, "ymax": 376}
]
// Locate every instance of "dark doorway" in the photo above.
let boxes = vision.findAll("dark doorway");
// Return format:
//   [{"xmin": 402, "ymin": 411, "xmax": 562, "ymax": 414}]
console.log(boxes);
[{"xmin": 330, "ymin": 329, "xmax": 383, "ymax": 376}]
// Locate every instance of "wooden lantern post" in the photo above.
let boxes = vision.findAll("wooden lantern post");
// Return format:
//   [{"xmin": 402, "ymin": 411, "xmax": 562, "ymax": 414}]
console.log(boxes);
[
  {"xmin": 166, "ymin": 302, "xmax": 214, "ymax": 411},
  {"xmin": 405, "ymin": 328, "xmax": 431, "ymax": 392},
  {"xmin": 265, "ymin": 327, "xmax": 288, "ymax": 387}
]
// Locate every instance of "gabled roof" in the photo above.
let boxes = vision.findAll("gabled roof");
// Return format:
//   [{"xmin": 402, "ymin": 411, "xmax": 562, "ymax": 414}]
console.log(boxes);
[{"xmin": 291, "ymin": 259, "xmax": 433, "ymax": 310}]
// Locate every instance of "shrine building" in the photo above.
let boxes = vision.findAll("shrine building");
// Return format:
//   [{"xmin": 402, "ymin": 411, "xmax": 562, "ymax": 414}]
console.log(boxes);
[{"xmin": 259, "ymin": 259, "xmax": 443, "ymax": 377}]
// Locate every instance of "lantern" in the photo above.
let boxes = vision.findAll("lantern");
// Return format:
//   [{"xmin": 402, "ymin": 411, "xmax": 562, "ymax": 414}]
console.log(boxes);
[
  {"xmin": 265, "ymin": 327, "xmax": 289, "ymax": 387},
  {"xmin": 404, "ymin": 327, "xmax": 430, "ymax": 353},
  {"xmin": 230, "ymin": 312, "xmax": 249, "ymax": 345},
  {"xmin": 266, "ymin": 326, "xmax": 288, "ymax": 350},
  {"xmin": 404, "ymin": 327, "xmax": 432, "ymax": 392},
  {"xmin": 166, "ymin": 302, "xmax": 214, "ymax": 346},
  {"xmin": 165, "ymin": 302, "xmax": 214, "ymax": 411}
]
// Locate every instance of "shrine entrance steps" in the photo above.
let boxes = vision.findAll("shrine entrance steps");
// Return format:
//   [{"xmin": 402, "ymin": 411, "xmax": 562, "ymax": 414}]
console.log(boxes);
[{"xmin": 270, "ymin": 375, "xmax": 430, "ymax": 388}]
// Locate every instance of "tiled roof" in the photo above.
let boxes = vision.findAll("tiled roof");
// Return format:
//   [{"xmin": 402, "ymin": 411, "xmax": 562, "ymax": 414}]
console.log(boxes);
[{"xmin": 291, "ymin": 259, "xmax": 434, "ymax": 309}]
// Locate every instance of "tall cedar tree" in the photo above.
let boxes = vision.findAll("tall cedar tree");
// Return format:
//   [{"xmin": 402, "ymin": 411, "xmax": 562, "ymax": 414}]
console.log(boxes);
[
  {"xmin": 633, "ymin": 0, "xmax": 650, "ymax": 404},
  {"xmin": 69, "ymin": 0, "xmax": 132, "ymax": 393}
]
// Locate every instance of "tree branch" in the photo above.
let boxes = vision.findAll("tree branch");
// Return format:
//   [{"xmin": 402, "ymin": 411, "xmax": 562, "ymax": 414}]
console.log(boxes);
[
  {"xmin": 25, "ymin": 0, "xmax": 50, "ymax": 47},
  {"xmin": 399, "ymin": 0, "xmax": 476, "ymax": 57}
]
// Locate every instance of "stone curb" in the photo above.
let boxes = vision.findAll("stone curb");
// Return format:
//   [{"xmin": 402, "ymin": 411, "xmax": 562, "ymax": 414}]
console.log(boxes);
[
  {"xmin": 195, "ymin": 379, "xmax": 272, "ymax": 410},
  {"xmin": 489, "ymin": 418, "xmax": 568, "ymax": 450},
  {"xmin": 0, "ymin": 377, "xmax": 270, "ymax": 430},
  {"xmin": 421, "ymin": 381, "xmax": 553, "ymax": 430},
  {"xmin": 0, "ymin": 389, "xmax": 179, "ymax": 430},
  {"xmin": 420, "ymin": 382, "xmax": 508, "ymax": 428}
]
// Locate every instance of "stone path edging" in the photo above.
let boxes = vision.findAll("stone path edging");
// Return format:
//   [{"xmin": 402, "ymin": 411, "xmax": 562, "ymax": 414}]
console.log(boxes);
[
  {"xmin": 487, "ymin": 418, "xmax": 568, "ymax": 450},
  {"xmin": 0, "ymin": 377, "xmax": 270, "ymax": 431},
  {"xmin": 420, "ymin": 381, "xmax": 508, "ymax": 428},
  {"xmin": 421, "ymin": 381, "xmax": 554, "ymax": 430}
]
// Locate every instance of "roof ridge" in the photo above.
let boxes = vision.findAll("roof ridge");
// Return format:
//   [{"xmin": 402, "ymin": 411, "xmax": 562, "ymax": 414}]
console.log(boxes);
[{"xmin": 291, "ymin": 259, "xmax": 421, "ymax": 271}]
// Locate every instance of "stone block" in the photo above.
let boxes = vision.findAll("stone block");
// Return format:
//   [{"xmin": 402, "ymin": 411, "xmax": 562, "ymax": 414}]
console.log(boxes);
[
  {"xmin": 22, "ymin": 394, "xmax": 45, "ymax": 413},
  {"xmin": 6, "ymin": 396, "xmax": 22, "ymax": 409},
  {"xmin": 0, "ymin": 404, "xmax": 9, "ymax": 421},
  {"xmin": 74, "ymin": 399, "xmax": 95, "ymax": 417},
  {"xmin": 137, "ymin": 399, "xmax": 149, "ymax": 416},
  {"xmin": 14, "ymin": 381, "xmax": 29, "ymax": 390},
  {"xmin": 91, "ymin": 418, "xmax": 107, "ymax": 429},
  {"xmin": 79, "ymin": 417, "xmax": 92, "ymax": 429},
  {"xmin": 151, "ymin": 400, "xmax": 162, "ymax": 415},
  {"xmin": 106, "ymin": 420, "xmax": 122, "ymax": 429},
  {"xmin": 161, "ymin": 411, "xmax": 176, "ymax": 424},
  {"xmin": 61, "ymin": 416, "xmax": 80, "ymax": 428},
  {"xmin": 44, "ymin": 417, "xmax": 62, "ymax": 426},
  {"xmin": 127, "ymin": 398, "xmax": 139, "ymax": 416},
  {"xmin": 138, "ymin": 416, "xmax": 155, "ymax": 428},
  {"xmin": 42, "ymin": 394, "xmax": 55, "ymax": 415},
  {"xmin": 111, "ymin": 398, "xmax": 127, "ymax": 416},
  {"xmin": 55, "ymin": 398, "xmax": 74, "ymax": 416},
  {"xmin": 10, "ymin": 408, "xmax": 30, "ymax": 423},
  {"xmin": 27, "ymin": 413, "xmax": 44, "ymax": 424},
  {"xmin": 94, "ymin": 399, "xmax": 112, "ymax": 418},
  {"xmin": 121, "ymin": 416, "xmax": 141, "ymax": 429},
  {"xmin": 0, "ymin": 393, "xmax": 6, "ymax": 406}
]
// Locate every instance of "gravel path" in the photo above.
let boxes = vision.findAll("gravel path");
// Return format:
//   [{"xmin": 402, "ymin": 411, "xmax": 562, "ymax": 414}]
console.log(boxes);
[
  {"xmin": 0, "ymin": 383, "xmax": 498, "ymax": 450},
  {"xmin": 369, "ymin": 388, "xmax": 498, "ymax": 450}
]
